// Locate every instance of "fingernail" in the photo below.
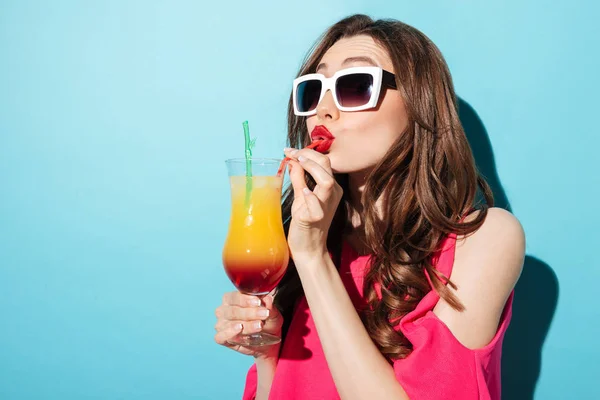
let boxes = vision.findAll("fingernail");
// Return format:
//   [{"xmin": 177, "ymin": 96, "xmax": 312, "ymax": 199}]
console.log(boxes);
[
  {"xmin": 235, "ymin": 323, "xmax": 243, "ymax": 331},
  {"xmin": 291, "ymin": 149, "xmax": 299, "ymax": 156},
  {"xmin": 303, "ymin": 187, "xmax": 312, "ymax": 195},
  {"xmin": 257, "ymin": 309, "xmax": 269, "ymax": 318},
  {"xmin": 250, "ymin": 298, "xmax": 261, "ymax": 307},
  {"xmin": 298, "ymin": 155, "xmax": 306, "ymax": 162},
  {"xmin": 284, "ymin": 147, "xmax": 293, "ymax": 152},
  {"xmin": 253, "ymin": 321, "xmax": 262, "ymax": 330}
]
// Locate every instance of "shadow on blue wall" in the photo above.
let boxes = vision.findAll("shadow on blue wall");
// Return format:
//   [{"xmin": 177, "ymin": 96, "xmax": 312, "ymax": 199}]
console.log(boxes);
[{"xmin": 458, "ymin": 98, "xmax": 559, "ymax": 400}]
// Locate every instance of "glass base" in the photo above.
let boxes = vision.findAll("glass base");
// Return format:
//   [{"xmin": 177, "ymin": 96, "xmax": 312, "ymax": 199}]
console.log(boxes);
[{"xmin": 227, "ymin": 332, "xmax": 281, "ymax": 347}]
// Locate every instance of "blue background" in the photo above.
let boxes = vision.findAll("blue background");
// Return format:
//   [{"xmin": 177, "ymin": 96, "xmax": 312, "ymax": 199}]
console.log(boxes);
[{"xmin": 1, "ymin": 1, "xmax": 598, "ymax": 399}]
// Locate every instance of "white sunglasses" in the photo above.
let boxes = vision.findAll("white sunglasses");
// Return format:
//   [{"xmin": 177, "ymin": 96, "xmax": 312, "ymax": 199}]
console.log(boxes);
[{"xmin": 292, "ymin": 66, "xmax": 397, "ymax": 116}]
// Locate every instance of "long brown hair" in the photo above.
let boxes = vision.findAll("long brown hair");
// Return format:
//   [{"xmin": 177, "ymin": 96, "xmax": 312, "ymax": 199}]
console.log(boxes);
[{"xmin": 274, "ymin": 14, "xmax": 494, "ymax": 360}]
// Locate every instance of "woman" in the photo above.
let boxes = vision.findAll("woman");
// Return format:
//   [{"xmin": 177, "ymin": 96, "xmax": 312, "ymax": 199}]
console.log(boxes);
[{"xmin": 214, "ymin": 14, "xmax": 524, "ymax": 400}]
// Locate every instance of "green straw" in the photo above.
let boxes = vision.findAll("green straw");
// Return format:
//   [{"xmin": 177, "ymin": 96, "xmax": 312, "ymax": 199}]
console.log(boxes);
[{"xmin": 243, "ymin": 121, "xmax": 256, "ymax": 207}]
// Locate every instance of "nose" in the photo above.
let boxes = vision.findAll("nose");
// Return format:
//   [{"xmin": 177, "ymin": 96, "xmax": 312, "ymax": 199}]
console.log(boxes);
[{"xmin": 315, "ymin": 90, "xmax": 340, "ymax": 122}]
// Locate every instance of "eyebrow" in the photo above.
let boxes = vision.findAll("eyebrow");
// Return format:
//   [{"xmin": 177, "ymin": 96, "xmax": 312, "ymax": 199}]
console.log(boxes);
[{"xmin": 316, "ymin": 56, "xmax": 379, "ymax": 72}]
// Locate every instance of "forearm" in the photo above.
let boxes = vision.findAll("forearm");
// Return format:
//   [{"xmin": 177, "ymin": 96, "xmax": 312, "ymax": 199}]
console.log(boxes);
[
  {"xmin": 255, "ymin": 355, "xmax": 278, "ymax": 400},
  {"xmin": 295, "ymin": 253, "xmax": 409, "ymax": 400}
]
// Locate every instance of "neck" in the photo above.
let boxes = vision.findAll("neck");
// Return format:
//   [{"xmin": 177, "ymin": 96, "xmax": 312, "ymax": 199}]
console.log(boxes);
[
  {"xmin": 344, "ymin": 168, "xmax": 385, "ymax": 242},
  {"xmin": 347, "ymin": 168, "xmax": 370, "ymax": 214}
]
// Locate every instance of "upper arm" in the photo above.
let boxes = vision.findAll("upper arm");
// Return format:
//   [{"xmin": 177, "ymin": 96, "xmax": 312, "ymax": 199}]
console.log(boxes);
[{"xmin": 432, "ymin": 207, "xmax": 525, "ymax": 349}]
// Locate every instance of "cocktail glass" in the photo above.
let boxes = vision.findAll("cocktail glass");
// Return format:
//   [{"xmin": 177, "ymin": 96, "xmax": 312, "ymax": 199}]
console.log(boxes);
[{"xmin": 222, "ymin": 158, "xmax": 289, "ymax": 346}]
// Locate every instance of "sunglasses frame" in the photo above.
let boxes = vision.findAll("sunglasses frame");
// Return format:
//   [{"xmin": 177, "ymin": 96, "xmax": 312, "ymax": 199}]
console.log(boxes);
[{"xmin": 292, "ymin": 66, "xmax": 397, "ymax": 116}]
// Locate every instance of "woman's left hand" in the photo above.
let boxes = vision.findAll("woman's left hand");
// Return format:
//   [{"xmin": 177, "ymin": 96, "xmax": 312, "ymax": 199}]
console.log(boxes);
[{"xmin": 284, "ymin": 147, "xmax": 343, "ymax": 265}]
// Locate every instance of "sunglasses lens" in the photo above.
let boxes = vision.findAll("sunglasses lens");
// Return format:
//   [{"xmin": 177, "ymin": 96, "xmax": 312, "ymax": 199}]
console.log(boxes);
[
  {"xmin": 296, "ymin": 80, "xmax": 322, "ymax": 113},
  {"xmin": 336, "ymin": 73, "xmax": 374, "ymax": 108}
]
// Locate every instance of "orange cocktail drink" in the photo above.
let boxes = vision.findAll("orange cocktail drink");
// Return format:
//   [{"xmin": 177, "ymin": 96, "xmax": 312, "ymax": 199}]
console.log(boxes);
[
  {"xmin": 222, "ymin": 164, "xmax": 289, "ymax": 296},
  {"xmin": 222, "ymin": 158, "xmax": 289, "ymax": 346}
]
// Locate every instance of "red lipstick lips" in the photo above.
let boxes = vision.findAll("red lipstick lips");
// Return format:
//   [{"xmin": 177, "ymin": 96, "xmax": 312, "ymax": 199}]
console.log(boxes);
[
  {"xmin": 276, "ymin": 126, "xmax": 336, "ymax": 177},
  {"xmin": 310, "ymin": 125, "xmax": 335, "ymax": 153}
]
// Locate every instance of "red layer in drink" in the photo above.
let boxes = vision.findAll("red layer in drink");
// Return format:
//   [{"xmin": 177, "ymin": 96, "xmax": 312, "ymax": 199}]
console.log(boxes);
[{"xmin": 224, "ymin": 263, "xmax": 287, "ymax": 295}]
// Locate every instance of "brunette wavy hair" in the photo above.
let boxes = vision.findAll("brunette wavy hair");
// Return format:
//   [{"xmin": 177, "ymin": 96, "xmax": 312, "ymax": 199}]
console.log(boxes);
[{"xmin": 274, "ymin": 14, "xmax": 494, "ymax": 361}]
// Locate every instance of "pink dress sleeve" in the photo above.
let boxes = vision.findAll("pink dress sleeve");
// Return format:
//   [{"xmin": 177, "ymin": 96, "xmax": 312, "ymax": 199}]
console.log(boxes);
[
  {"xmin": 242, "ymin": 363, "xmax": 257, "ymax": 400},
  {"xmin": 392, "ymin": 288, "xmax": 513, "ymax": 400},
  {"xmin": 391, "ymin": 231, "xmax": 513, "ymax": 400}
]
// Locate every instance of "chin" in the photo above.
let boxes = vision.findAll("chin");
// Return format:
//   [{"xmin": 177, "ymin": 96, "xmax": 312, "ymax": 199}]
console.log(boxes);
[
  {"xmin": 326, "ymin": 153, "xmax": 340, "ymax": 174},
  {"xmin": 326, "ymin": 146, "xmax": 376, "ymax": 175},
  {"xmin": 328, "ymin": 159, "xmax": 352, "ymax": 175},
  {"xmin": 332, "ymin": 159, "xmax": 377, "ymax": 177}
]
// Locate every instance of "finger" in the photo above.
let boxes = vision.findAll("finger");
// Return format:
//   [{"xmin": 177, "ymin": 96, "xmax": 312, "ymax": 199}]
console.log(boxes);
[
  {"xmin": 297, "ymin": 156, "xmax": 337, "ymax": 200},
  {"xmin": 261, "ymin": 295, "xmax": 281, "ymax": 321},
  {"xmin": 283, "ymin": 147, "xmax": 300, "ymax": 159},
  {"xmin": 300, "ymin": 186, "xmax": 325, "ymax": 221},
  {"xmin": 223, "ymin": 305, "xmax": 271, "ymax": 321},
  {"xmin": 215, "ymin": 318, "xmax": 264, "ymax": 335},
  {"xmin": 241, "ymin": 320, "xmax": 264, "ymax": 335},
  {"xmin": 292, "ymin": 148, "xmax": 333, "ymax": 176},
  {"xmin": 288, "ymin": 159, "xmax": 308, "ymax": 200},
  {"xmin": 215, "ymin": 318, "xmax": 229, "ymax": 331},
  {"xmin": 214, "ymin": 322, "xmax": 243, "ymax": 345},
  {"xmin": 284, "ymin": 147, "xmax": 332, "ymax": 175},
  {"xmin": 222, "ymin": 292, "xmax": 262, "ymax": 307},
  {"xmin": 261, "ymin": 294, "xmax": 274, "ymax": 310}
]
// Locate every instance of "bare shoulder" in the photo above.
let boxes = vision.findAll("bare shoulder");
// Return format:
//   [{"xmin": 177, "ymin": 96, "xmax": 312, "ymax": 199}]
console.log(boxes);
[
  {"xmin": 433, "ymin": 207, "xmax": 526, "ymax": 349},
  {"xmin": 457, "ymin": 207, "xmax": 526, "ymax": 268}
]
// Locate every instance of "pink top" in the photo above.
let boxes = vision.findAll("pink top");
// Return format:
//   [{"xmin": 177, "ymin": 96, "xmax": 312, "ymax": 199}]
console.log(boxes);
[{"xmin": 242, "ymin": 232, "xmax": 514, "ymax": 400}]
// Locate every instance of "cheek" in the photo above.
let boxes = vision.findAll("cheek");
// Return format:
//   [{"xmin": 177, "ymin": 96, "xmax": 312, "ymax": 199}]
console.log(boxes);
[
  {"xmin": 346, "ymin": 112, "xmax": 404, "ymax": 149},
  {"xmin": 306, "ymin": 118, "xmax": 317, "ymax": 134},
  {"xmin": 378, "ymin": 92, "xmax": 408, "ymax": 132}
]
